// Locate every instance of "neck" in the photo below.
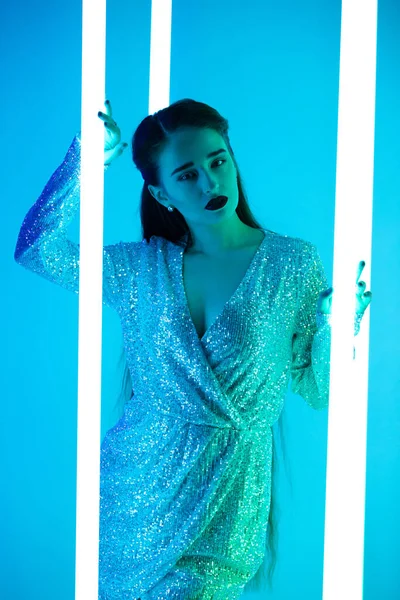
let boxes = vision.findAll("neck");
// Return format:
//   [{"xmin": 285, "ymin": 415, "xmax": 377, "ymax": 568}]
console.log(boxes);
[{"xmin": 187, "ymin": 219, "xmax": 262, "ymax": 258}]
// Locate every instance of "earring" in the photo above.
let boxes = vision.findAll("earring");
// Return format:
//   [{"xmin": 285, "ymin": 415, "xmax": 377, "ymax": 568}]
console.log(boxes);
[{"xmin": 167, "ymin": 205, "xmax": 174, "ymax": 212}]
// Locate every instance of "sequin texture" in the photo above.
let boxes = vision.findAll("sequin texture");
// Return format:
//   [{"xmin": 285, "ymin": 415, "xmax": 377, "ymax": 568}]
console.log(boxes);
[{"xmin": 14, "ymin": 133, "xmax": 363, "ymax": 599}]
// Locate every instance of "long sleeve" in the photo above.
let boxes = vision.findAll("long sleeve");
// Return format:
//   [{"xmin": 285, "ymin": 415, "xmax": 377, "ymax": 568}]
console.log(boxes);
[
  {"xmin": 14, "ymin": 132, "xmax": 132, "ymax": 312},
  {"xmin": 290, "ymin": 243, "xmax": 364, "ymax": 410}
]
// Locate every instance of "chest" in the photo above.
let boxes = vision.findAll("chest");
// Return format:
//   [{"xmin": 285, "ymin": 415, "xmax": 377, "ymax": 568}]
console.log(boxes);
[{"xmin": 182, "ymin": 245, "xmax": 260, "ymax": 340}]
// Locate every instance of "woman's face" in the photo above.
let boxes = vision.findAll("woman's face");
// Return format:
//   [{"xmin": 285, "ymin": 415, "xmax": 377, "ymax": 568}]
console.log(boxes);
[{"xmin": 148, "ymin": 127, "xmax": 239, "ymax": 226}]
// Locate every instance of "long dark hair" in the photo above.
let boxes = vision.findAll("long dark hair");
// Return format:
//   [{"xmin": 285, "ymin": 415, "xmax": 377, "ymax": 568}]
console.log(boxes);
[{"xmin": 114, "ymin": 98, "xmax": 288, "ymax": 592}]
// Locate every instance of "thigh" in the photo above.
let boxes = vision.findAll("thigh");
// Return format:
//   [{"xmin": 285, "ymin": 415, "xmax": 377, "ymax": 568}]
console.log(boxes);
[{"xmin": 142, "ymin": 556, "xmax": 246, "ymax": 600}]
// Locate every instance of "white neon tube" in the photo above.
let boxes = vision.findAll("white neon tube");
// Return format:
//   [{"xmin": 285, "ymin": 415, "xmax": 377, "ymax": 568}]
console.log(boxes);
[
  {"xmin": 75, "ymin": 0, "xmax": 106, "ymax": 598},
  {"xmin": 148, "ymin": 0, "xmax": 173, "ymax": 113},
  {"xmin": 323, "ymin": 1, "xmax": 376, "ymax": 598}
]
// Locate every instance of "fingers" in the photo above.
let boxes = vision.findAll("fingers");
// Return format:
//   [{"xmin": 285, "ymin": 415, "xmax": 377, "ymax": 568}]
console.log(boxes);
[
  {"xmin": 356, "ymin": 260, "xmax": 366, "ymax": 284},
  {"xmin": 105, "ymin": 142, "xmax": 127, "ymax": 165},
  {"xmin": 98, "ymin": 100, "xmax": 115, "ymax": 126},
  {"xmin": 357, "ymin": 281, "xmax": 366, "ymax": 294},
  {"xmin": 104, "ymin": 99, "xmax": 112, "ymax": 118},
  {"xmin": 98, "ymin": 111, "xmax": 114, "ymax": 126},
  {"xmin": 97, "ymin": 100, "xmax": 128, "ymax": 167},
  {"xmin": 98, "ymin": 110, "xmax": 108, "ymax": 122}
]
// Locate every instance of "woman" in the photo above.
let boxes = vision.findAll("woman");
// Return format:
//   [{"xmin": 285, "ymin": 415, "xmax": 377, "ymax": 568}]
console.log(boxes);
[{"xmin": 14, "ymin": 98, "xmax": 371, "ymax": 599}]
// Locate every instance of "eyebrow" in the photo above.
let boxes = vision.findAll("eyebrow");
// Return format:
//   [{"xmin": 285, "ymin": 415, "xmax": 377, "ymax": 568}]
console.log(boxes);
[{"xmin": 170, "ymin": 149, "xmax": 227, "ymax": 177}]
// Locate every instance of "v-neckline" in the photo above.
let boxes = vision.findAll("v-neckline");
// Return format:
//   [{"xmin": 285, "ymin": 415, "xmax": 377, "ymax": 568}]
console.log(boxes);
[{"xmin": 179, "ymin": 229, "xmax": 267, "ymax": 344}]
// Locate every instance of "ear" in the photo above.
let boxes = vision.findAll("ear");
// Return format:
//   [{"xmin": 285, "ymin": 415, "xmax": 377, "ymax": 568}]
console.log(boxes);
[
  {"xmin": 147, "ymin": 185, "xmax": 157, "ymax": 200},
  {"xmin": 148, "ymin": 185, "xmax": 168, "ymax": 209}
]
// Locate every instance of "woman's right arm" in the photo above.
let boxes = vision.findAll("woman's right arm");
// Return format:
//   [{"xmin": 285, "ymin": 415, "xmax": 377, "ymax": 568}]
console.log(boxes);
[{"xmin": 14, "ymin": 103, "xmax": 132, "ymax": 312}]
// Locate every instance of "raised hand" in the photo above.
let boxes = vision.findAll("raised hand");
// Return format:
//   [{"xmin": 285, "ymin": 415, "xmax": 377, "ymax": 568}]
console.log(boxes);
[
  {"xmin": 317, "ymin": 260, "xmax": 373, "ymax": 316},
  {"xmin": 97, "ymin": 99, "xmax": 128, "ymax": 167}
]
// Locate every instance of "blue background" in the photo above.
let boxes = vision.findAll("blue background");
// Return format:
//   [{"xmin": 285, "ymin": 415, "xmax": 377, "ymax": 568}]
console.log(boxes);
[{"xmin": 2, "ymin": 0, "xmax": 399, "ymax": 598}]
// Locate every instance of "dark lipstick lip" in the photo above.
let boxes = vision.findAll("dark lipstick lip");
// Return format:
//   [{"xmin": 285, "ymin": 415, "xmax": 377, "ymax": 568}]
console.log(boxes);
[{"xmin": 205, "ymin": 195, "xmax": 228, "ymax": 210}]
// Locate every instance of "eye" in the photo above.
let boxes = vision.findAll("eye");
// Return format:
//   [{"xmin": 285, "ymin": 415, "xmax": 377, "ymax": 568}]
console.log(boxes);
[{"xmin": 178, "ymin": 159, "xmax": 226, "ymax": 182}]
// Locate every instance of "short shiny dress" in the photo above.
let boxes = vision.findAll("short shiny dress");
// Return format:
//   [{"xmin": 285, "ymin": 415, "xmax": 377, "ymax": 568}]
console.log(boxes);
[{"xmin": 14, "ymin": 133, "xmax": 362, "ymax": 599}]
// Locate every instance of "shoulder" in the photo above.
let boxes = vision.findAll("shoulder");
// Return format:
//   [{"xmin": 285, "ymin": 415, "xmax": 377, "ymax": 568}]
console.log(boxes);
[{"xmin": 263, "ymin": 228, "xmax": 316, "ymax": 258}]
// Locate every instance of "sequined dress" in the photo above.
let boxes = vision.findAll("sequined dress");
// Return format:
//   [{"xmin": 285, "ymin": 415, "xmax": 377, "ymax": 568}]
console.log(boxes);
[{"xmin": 14, "ymin": 133, "xmax": 362, "ymax": 600}]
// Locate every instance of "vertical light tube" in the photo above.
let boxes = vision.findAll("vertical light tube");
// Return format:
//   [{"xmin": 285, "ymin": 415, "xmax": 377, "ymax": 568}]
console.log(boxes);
[
  {"xmin": 75, "ymin": 0, "xmax": 173, "ymax": 598},
  {"xmin": 148, "ymin": 0, "xmax": 173, "ymax": 113},
  {"xmin": 323, "ymin": 1, "xmax": 376, "ymax": 599},
  {"xmin": 75, "ymin": 0, "xmax": 106, "ymax": 598}
]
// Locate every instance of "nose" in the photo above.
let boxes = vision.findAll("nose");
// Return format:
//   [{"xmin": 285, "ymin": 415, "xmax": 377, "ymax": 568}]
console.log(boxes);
[{"xmin": 201, "ymin": 172, "xmax": 219, "ymax": 196}]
